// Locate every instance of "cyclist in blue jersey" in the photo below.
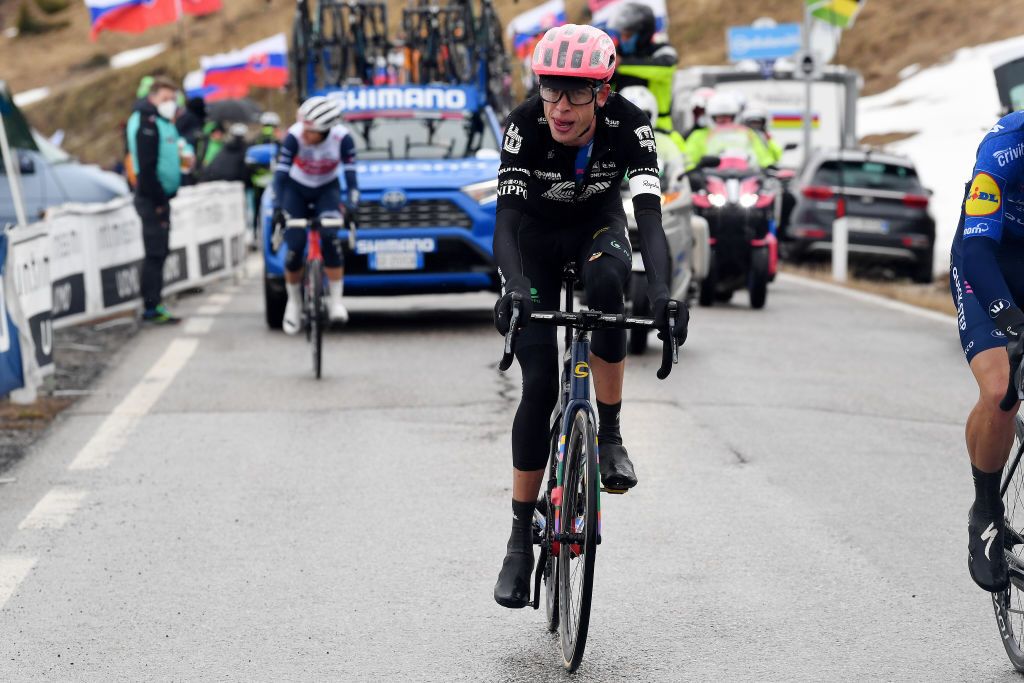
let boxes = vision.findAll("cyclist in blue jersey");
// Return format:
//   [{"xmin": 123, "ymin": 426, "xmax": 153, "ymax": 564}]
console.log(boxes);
[
  {"xmin": 951, "ymin": 112, "xmax": 1024, "ymax": 592},
  {"xmin": 271, "ymin": 96, "xmax": 360, "ymax": 334}
]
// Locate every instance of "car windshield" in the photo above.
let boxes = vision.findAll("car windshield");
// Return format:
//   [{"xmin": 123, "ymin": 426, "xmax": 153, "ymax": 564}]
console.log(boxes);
[
  {"xmin": 813, "ymin": 160, "xmax": 922, "ymax": 191},
  {"xmin": 343, "ymin": 112, "xmax": 498, "ymax": 160}
]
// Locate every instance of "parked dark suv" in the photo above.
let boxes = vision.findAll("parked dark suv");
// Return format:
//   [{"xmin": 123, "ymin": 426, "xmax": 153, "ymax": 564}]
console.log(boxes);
[{"xmin": 782, "ymin": 149, "xmax": 935, "ymax": 283}]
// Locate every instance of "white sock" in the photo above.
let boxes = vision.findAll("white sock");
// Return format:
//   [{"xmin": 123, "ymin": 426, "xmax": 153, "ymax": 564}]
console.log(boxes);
[
  {"xmin": 329, "ymin": 280, "xmax": 344, "ymax": 302},
  {"xmin": 286, "ymin": 282, "xmax": 301, "ymax": 303}
]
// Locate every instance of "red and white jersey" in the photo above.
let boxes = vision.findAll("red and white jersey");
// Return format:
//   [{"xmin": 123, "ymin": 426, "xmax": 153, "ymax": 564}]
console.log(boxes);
[{"xmin": 277, "ymin": 122, "xmax": 357, "ymax": 189}]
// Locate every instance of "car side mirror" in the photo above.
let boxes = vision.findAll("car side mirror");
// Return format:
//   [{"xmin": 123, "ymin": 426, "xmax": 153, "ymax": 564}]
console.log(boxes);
[
  {"xmin": 783, "ymin": 142, "xmax": 798, "ymax": 151},
  {"xmin": 698, "ymin": 155, "xmax": 720, "ymax": 169},
  {"xmin": 18, "ymin": 152, "xmax": 35, "ymax": 175}
]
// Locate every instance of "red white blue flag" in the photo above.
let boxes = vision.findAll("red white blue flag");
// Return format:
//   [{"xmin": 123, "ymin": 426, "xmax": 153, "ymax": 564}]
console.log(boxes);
[
  {"xmin": 201, "ymin": 34, "xmax": 289, "ymax": 90},
  {"xmin": 181, "ymin": 0, "xmax": 221, "ymax": 16},
  {"xmin": 84, "ymin": 0, "xmax": 178, "ymax": 40}
]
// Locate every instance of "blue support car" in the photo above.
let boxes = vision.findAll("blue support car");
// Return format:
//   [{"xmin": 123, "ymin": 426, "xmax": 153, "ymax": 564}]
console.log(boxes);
[{"xmin": 257, "ymin": 84, "xmax": 503, "ymax": 328}]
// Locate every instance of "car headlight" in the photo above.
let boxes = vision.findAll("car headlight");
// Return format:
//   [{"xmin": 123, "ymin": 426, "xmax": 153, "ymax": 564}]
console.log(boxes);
[
  {"xmin": 708, "ymin": 193, "xmax": 727, "ymax": 208},
  {"xmin": 461, "ymin": 179, "xmax": 498, "ymax": 205}
]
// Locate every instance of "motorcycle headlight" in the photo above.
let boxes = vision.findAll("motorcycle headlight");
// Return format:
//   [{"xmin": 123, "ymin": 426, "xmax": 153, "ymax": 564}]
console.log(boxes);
[
  {"xmin": 739, "ymin": 193, "xmax": 759, "ymax": 208},
  {"xmin": 708, "ymin": 193, "xmax": 727, "ymax": 208},
  {"xmin": 461, "ymin": 179, "xmax": 498, "ymax": 205}
]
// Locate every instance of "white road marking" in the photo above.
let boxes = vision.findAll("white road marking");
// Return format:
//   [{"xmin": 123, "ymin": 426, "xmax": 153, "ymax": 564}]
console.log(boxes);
[
  {"xmin": 183, "ymin": 316, "xmax": 215, "ymax": 336},
  {"xmin": 778, "ymin": 273, "xmax": 956, "ymax": 325},
  {"xmin": 19, "ymin": 488, "xmax": 88, "ymax": 530},
  {"xmin": 0, "ymin": 556, "xmax": 36, "ymax": 609},
  {"xmin": 195, "ymin": 304, "xmax": 224, "ymax": 316},
  {"xmin": 68, "ymin": 338, "xmax": 200, "ymax": 471}
]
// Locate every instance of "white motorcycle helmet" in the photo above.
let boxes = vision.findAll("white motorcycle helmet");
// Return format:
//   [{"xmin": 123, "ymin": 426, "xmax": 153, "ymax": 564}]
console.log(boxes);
[
  {"xmin": 688, "ymin": 86, "xmax": 716, "ymax": 110},
  {"xmin": 741, "ymin": 103, "xmax": 769, "ymax": 128},
  {"xmin": 706, "ymin": 92, "xmax": 742, "ymax": 123},
  {"xmin": 619, "ymin": 85, "xmax": 658, "ymax": 124}
]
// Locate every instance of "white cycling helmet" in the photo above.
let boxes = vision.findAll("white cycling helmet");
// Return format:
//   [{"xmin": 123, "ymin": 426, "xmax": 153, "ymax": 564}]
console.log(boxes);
[
  {"xmin": 706, "ymin": 91, "xmax": 741, "ymax": 120},
  {"xmin": 688, "ymin": 86, "xmax": 716, "ymax": 110},
  {"xmin": 619, "ymin": 85, "xmax": 658, "ymax": 123},
  {"xmin": 741, "ymin": 103, "xmax": 768, "ymax": 126},
  {"xmin": 298, "ymin": 96, "xmax": 343, "ymax": 132},
  {"xmin": 259, "ymin": 111, "xmax": 282, "ymax": 127}
]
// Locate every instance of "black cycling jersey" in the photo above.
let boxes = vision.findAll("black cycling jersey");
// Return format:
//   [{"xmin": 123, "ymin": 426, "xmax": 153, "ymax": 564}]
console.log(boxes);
[{"xmin": 493, "ymin": 93, "xmax": 670, "ymax": 303}]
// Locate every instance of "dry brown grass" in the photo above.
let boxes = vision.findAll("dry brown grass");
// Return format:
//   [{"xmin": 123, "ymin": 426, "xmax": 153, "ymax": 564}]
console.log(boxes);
[
  {"xmin": 781, "ymin": 263, "xmax": 955, "ymax": 317},
  {"xmin": 6, "ymin": 0, "xmax": 1024, "ymax": 163}
]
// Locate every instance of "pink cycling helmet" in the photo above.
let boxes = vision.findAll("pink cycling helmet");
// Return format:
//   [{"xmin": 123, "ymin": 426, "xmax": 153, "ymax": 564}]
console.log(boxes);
[{"xmin": 531, "ymin": 24, "xmax": 617, "ymax": 83}]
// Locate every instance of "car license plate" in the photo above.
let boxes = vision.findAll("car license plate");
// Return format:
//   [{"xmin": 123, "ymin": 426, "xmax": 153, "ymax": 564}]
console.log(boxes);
[
  {"xmin": 846, "ymin": 217, "xmax": 889, "ymax": 234},
  {"xmin": 370, "ymin": 252, "xmax": 422, "ymax": 271}
]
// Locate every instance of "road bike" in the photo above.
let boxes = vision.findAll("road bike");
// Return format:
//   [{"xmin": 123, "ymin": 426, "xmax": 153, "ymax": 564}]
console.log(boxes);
[
  {"xmin": 281, "ymin": 215, "xmax": 356, "ymax": 379},
  {"xmin": 402, "ymin": 3, "xmax": 473, "ymax": 85},
  {"xmin": 498, "ymin": 262, "xmax": 678, "ymax": 672}
]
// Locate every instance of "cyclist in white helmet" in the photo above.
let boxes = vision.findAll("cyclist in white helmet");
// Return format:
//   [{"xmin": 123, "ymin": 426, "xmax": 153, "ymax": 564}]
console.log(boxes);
[{"xmin": 272, "ymin": 96, "xmax": 360, "ymax": 333}]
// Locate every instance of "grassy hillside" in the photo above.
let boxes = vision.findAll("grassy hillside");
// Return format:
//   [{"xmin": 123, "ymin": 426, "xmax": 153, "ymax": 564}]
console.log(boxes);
[{"xmin": 4, "ymin": 0, "xmax": 1024, "ymax": 165}]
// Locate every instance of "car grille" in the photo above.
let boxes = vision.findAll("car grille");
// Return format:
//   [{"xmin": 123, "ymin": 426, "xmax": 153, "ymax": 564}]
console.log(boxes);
[{"xmin": 355, "ymin": 199, "xmax": 472, "ymax": 229}]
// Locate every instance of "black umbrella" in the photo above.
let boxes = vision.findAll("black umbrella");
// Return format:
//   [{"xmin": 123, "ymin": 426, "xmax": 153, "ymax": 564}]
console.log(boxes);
[{"xmin": 205, "ymin": 98, "xmax": 263, "ymax": 124}]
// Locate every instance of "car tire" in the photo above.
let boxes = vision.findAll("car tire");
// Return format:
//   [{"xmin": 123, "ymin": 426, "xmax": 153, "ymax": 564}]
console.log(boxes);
[
  {"xmin": 911, "ymin": 251, "xmax": 936, "ymax": 284},
  {"xmin": 629, "ymin": 273, "xmax": 650, "ymax": 355},
  {"xmin": 265, "ymin": 274, "xmax": 286, "ymax": 329}
]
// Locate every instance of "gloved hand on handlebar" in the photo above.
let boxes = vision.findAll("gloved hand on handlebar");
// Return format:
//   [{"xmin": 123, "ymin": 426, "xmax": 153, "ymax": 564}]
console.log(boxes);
[
  {"xmin": 271, "ymin": 208, "xmax": 288, "ymax": 252},
  {"xmin": 653, "ymin": 294, "xmax": 690, "ymax": 346},
  {"xmin": 494, "ymin": 276, "xmax": 533, "ymax": 336}
]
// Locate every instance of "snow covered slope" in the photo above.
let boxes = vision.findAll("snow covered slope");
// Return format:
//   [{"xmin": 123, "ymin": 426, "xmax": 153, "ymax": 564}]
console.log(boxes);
[{"xmin": 858, "ymin": 36, "xmax": 1024, "ymax": 274}]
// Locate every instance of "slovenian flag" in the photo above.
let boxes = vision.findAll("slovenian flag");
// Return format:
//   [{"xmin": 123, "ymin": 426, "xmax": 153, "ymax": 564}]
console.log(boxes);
[
  {"xmin": 84, "ymin": 0, "xmax": 179, "ymax": 40},
  {"xmin": 201, "ymin": 33, "xmax": 289, "ymax": 90},
  {"xmin": 505, "ymin": 0, "xmax": 566, "ymax": 59},
  {"xmin": 181, "ymin": 0, "xmax": 221, "ymax": 16}
]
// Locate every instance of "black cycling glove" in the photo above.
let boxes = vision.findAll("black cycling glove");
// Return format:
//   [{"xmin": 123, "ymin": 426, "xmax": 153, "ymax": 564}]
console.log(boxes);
[
  {"xmin": 997, "ymin": 307, "xmax": 1024, "ymax": 391},
  {"xmin": 652, "ymin": 293, "xmax": 689, "ymax": 346},
  {"xmin": 494, "ymin": 276, "xmax": 533, "ymax": 336}
]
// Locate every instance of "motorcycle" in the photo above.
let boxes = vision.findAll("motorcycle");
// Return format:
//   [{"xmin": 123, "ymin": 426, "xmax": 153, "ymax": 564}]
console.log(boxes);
[
  {"xmin": 622, "ymin": 161, "xmax": 711, "ymax": 354},
  {"xmin": 691, "ymin": 152, "xmax": 778, "ymax": 309}
]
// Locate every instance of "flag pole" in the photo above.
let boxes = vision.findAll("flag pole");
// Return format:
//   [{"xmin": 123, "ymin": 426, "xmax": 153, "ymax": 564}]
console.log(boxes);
[{"xmin": 176, "ymin": 0, "xmax": 187, "ymax": 79}]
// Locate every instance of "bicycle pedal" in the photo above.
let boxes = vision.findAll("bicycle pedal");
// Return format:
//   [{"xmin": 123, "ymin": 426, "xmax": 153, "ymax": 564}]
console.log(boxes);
[{"xmin": 601, "ymin": 487, "xmax": 628, "ymax": 495}]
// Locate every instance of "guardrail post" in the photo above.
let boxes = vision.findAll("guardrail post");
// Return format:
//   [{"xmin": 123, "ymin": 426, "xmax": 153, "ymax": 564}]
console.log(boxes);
[{"xmin": 832, "ymin": 215, "xmax": 848, "ymax": 282}]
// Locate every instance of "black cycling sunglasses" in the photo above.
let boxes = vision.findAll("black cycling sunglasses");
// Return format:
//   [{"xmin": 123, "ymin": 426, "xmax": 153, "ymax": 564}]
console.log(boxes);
[{"xmin": 539, "ymin": 85, "xmax": 598, "ymax": 106}]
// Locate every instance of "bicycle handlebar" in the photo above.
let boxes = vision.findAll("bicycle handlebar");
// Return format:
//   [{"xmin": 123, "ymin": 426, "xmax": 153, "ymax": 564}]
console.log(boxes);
[
  {"xmin": 497, "ymin": 299, "xmax": 679, "ymax": 380},
  {"xmin": 284, "ymin": 217, "xmax": 346, "ymax": 229}
]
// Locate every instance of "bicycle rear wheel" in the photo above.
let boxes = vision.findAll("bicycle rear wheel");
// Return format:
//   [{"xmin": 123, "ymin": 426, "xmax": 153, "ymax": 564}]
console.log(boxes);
[
  {"xmin": 307, "ymin": 259, "xmax": 324, "ymax": 379},
  {"xmin": 557, "ymin": 409, "xmax": 598, "ymax": 672}
]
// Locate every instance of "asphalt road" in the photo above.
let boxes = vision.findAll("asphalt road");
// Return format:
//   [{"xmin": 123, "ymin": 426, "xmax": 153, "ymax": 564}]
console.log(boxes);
[{"xmin": 0, "ymin": 266, "xmax": 1014, "ymax": 680}]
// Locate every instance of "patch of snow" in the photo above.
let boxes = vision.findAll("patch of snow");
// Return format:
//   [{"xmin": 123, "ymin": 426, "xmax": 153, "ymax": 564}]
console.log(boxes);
[
  {"xmin": 13, "ymin": 87, "xmax": 51, "ymax": 107},
  {"xmin": 857, "ymin": 35, "xmax": 1024, "ymax": 272},
  {"xmin": 109, "ymin": 43, "xmax": 167, "ymax": 70},
  {"xmin": 897, "ymin": 63, "xmax": 920, "ymax": 80}
]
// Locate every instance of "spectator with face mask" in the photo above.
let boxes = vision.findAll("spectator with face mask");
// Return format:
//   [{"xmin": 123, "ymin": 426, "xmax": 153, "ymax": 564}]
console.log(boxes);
[{"xmin": 125, "ymin": 77, "xmax": 186, "ymax": 324}]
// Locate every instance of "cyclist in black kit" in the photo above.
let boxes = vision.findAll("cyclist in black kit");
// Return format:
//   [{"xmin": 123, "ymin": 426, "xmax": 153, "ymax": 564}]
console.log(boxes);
[{"xmin": 492, "ymin": 24, "xmax": 689, "ymax": 608}]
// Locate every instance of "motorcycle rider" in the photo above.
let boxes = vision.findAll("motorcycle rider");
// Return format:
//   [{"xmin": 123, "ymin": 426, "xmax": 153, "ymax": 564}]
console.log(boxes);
[
  {"xmin": 683, "ymin": 86, "xmax": 715, "ymax": 140},
  {"xmin": 607, "ymin": 3, "xmax": 682, "ymax": 151},
  {"xmin": 741, "ymin": 104, "xmax": 784, "ymax": 166},
  {"xmin": 685, "ymin": 91, "xmax": 775, "ymax": 171}
]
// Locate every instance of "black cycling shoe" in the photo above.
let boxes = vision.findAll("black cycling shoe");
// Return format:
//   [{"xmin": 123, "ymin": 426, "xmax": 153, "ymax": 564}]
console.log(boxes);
[
  {"xmin": 599, "ymin": 442, "xmax": 637, "ymax": 490},
  {"xmin": 493, "ymin": 546, "xmax": 535, "ymax": 608},
  {"xmin": 968, "ymin": 502, "xmax": 1011, "ymax": 593}
]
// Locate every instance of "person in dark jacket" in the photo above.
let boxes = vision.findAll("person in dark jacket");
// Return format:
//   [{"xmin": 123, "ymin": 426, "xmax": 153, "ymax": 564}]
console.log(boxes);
[
  {"xmin": 176, "ymin": 96, "xmax": 207, "ymax": 150},
  {"xmin": 126, "ymin": 77, "xmax": 184, "ymax": 324},
  {"xmin": 202, "ymin": 123, "xmax": 252, "ymax": 185}
]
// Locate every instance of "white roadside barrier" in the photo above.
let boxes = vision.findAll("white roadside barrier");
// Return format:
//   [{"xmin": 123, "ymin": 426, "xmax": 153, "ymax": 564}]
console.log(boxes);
[{"xmin": 0, "ymin": 181, "xmax": 248, "ymax": 401}]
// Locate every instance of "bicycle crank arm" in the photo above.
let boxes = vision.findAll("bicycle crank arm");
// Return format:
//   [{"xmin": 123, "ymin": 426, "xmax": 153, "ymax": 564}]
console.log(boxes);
[{"xmin": 531, "ymin": 545, "xmax": 548, "ymax": 610}]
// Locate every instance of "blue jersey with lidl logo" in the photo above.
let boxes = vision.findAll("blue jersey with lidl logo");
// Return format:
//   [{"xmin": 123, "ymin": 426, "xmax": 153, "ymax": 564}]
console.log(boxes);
[{"xmin": 952, "ymin": 111, "xmax": 1024, "ymax": 336}]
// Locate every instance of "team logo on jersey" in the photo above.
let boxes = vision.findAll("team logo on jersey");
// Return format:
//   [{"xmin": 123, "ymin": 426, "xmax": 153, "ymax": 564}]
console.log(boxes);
[
  {"xmin": 989, "ymin": 298, "xmax": 1012, "ymax": 318},
  {"xmin": 634, "ymin": 125, "xmax": 656, "ymax": 153},
  {"xmin": 533, "ymin": 170, "xmax": 562, "ymax": 181},
  {"xmin": 965, "ymin": 172, "xmax": 1001, "ymax": 217},
  {"xmin": 542, "ymin": 181, "xmax": 576, "ymax": 202},
  {"xmin": 578, "ymin": 181, "xmax": 613, "ymax": 200},
  {"xmin": 503, "ymin": 124, "xmax": 523, "ymax": 155},
  {"xmin": 605, "ymin": 118, "xmax": 620, "ymax": 128},
  {"xmin": 993, "ymin": 142, "xmax": 1024, "ymax": 167}
]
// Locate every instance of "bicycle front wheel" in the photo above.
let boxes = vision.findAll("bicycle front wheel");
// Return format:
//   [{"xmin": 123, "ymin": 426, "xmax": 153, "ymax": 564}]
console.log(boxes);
[
  {"xmin": 557, "ymin": 408, "xmax": 598, "ymax": 672},
  {"xmin": 995, "ymin": 415, "xmax": 1024, "ymax": 670},
  {"xmin": 307, "ymin": 259, "xmax": 324, "ymax": 379},
  {"xmin": 544, "ymin": 423, "xmax": 561, "ymax": 633}
]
